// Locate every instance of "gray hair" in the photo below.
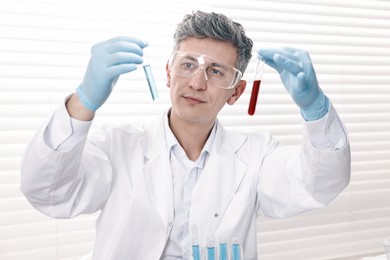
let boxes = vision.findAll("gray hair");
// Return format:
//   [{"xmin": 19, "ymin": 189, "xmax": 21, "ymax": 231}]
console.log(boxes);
[{"xmin": 173, "ymin": 10, "xmax": 253, "ymax": 74}]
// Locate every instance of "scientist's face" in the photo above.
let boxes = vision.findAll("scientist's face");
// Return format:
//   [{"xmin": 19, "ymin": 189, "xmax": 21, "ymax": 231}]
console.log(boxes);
[{"xmin": 166, "ymin": 37, "xmax": 246, "ymax": 127}]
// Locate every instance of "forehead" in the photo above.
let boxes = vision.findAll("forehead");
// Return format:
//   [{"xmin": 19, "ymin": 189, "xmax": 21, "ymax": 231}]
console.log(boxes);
[{"xmin": 177, "ymin": 37, "xmax": 238, "ymax": 68}]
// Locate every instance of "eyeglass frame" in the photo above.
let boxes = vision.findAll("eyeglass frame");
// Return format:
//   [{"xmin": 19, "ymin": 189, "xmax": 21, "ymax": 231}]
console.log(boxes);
[{"xmin": 167, "ymin": 51, "xmax": 243, "ymax": 90}]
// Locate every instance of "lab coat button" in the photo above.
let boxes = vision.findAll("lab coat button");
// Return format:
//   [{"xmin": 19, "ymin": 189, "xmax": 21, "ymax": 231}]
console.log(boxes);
[{"xmin": 168, "ymin": 222, "xmax": 173, "ymax": 228}]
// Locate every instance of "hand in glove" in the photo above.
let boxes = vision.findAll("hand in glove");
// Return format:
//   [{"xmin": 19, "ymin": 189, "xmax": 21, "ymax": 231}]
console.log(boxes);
[
  {"xmin": 77, "ymin": 36, "xmax": 147, "ymax": 111},
  {"xmin": 258, "ymin": 47, "xmax": 329, "ymax": 120}
]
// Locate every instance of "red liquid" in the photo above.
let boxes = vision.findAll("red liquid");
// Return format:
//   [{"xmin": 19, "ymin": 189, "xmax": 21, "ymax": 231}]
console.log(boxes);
[{"xmin": 248, "ymin": 80, "xmax": 261, "ymax": 115}]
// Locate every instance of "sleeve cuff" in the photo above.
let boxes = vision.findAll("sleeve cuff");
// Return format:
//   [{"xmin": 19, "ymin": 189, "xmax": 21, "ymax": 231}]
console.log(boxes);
[
  {"xmin": 43, "ymin": 94, "xmax": 92, "ymax": 151},
  {"xmin": 302, "ymin": 102, "xmax": 348, "ymax": 150}
]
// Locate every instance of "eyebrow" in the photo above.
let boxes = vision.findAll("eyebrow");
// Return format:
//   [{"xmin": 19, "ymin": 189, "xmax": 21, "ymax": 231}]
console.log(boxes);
[
  {"xmin": 210, "ymin": 62, "xmax": 229, "ymax": 71},
  {"xmin": 179, "ymin": 53, "xmax": 231, "ymax": 71},
  {"xmin": 181, "ymin": 54, "xmax": 197, "ymax": 61}
]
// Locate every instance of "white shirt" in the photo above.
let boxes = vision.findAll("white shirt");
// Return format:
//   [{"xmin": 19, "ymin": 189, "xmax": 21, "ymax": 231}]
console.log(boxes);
[{"xmin": 161, "ymin": 113, "xmax": 216, "ymax": 259}]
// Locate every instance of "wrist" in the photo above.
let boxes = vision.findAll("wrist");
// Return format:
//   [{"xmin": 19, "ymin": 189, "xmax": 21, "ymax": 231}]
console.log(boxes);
[
  {"xmin": 300, "ymin": 94, "xmax": 329, "ymax": 121},
  {"xmin": 66, "ymin": 93, "xmax": 95, "ymax": 121},
  {"xmin": 76, "ymin": 86, "xmax": 101, "ymax": 111}
]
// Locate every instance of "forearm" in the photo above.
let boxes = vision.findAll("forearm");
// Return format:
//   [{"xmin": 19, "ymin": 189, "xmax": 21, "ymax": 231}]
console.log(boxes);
[
  {"xmin": 300, "ymin": 103, "xmax": 351, "ymax": 203},
  {"xmin": 303, "ymin": 102, "xmax": 349, "ymax": 151},
  {"xmin": 43, "ymin": 94, "xmax": 92, "ymax": 151},
  {"xmin": 20, "ymin": 125, "xmax": 86, "ymax": 216},
  {"xmin": 21, "ymin": 127, "xmax": 112, "ymax": 218},
  {"xmin": 257, "ymin": 106, "xmax": 351, "ymax": 218},
  {"xmin": 21, "ymin": 98, "xmax": 110, "ymax": 218},
  {"xmin": 258, "ymin": 142, "xmax": 350, "ymax": 218}
]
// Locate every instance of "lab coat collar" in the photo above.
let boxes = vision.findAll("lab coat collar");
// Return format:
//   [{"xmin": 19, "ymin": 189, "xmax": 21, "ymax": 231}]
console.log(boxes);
[
  {"xmin": 141, "ymin": 113, "xmax": 174, "ymax": 230},
  {"xmin": 141, "ymin": 112, "xmax": 169, "ymax": 160},
  {"xmin": 141, "ymin": 111, "xmax": 246, "ymax": 161},
  {"xmin": 141, "ymin": 112, "xmax": 248, "ymax": 235},
  {"xmin": 163, "ymin": 110, "xmax": 217, "ymax": 167}
]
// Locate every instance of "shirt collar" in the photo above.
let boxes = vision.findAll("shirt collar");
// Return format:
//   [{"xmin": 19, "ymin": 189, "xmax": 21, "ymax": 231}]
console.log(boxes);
[{"xmin": 163, "ymin": 110, "xmax": 217, "ymax": 160}]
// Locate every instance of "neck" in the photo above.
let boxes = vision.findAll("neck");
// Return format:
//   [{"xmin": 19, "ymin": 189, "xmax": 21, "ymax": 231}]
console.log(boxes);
[{"xmin": 168, "ymin": 113, "xmax": 214, "ymax": 161}]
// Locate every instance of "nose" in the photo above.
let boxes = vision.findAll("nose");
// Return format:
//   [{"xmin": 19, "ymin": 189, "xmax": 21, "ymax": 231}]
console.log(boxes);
[{"xmin": 189, "ymin": 67, "xmax": 208, "ymax": 91}]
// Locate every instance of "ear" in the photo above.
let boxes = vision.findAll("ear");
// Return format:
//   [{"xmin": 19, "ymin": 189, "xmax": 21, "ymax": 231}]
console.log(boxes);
[
  {"xmin": 227, "ymin": 80, "xmax": 247, "ymax": 105},
  {"xmin": 166, "ymin": 62, "xmax": 171, "ymax": 88}
]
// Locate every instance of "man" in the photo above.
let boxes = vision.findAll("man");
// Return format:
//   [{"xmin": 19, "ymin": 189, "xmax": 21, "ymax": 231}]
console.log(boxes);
[{"xmin": 21, "ymin": 11, "xmax": 350, "ymax": 260}]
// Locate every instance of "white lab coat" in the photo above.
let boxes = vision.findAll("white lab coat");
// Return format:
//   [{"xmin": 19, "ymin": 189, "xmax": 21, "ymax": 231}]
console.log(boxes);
[{"xmin": 21, "ymin": 105, "xmax": 350, "ymax": 260}]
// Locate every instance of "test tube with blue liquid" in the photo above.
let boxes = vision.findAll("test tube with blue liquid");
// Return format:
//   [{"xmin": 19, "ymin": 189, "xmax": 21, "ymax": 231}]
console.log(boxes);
[
  {"xmin": 219, "ymin": 238, "xmax": 228, "ymax": 260},
  {"xmin": 191, "ymin": 225, "xmax": 201, "ymax": 260},
  {"xmin": 207, "ymin": 237, "xmax": 215, "ymax": 260},
  {"xmin": 143, "ymin": 48, "xmax": 159, "ymax": 101},
  {"xmin": 231, "ymin": 237, "xmax": 241, "ymax": 260},
  {"xmin": 192, "ymin": 244, "xmax": 200, "ymax": 260}
]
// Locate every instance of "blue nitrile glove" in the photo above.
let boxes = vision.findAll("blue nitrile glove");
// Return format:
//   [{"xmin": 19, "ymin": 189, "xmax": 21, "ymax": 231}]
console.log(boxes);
[
  {"xmin": 258, "ymin": 47, "xmax": 329, "ymax": 121},
  {"xmin": 77, "ymin": 36, "xmax": 148, "ymax": 111}
]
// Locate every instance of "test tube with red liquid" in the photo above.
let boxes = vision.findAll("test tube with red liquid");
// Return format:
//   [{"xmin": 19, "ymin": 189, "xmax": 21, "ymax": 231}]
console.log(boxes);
[{"xmin": 248, "ymin": 59, "xmax": 264, "ymax": 116}]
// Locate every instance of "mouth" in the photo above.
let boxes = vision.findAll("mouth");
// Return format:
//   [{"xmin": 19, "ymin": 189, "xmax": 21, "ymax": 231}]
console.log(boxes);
[{"xmin": 183, "ymin": 95, "xmax": 206, "ymax": 104}]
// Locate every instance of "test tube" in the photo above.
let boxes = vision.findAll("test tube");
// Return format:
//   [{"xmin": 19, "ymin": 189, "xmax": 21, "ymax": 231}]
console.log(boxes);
[
  {"xmin": 207, "ymin": 237, "xmax": 215, "ymax": 260},
  {"xmin": 192, "ymin": 244, "xmax": 201, "ymax": 260},
  {"xmin": 219, "ymin": 238, "xmax": 228, "ymax": 260},
  {"xmin": 191, "ymin": 225, "xmax": 201, "ymax": 260},
  {"xmin": 231, "ymin": 237, "xmax": 241, "ymax": 260},
  {"xmin": 248, "ymin": 59, "xmax": 264, "ymax": 116},
  {"xmin": 142, "ymin": 48, "xmax": 159, "ymax": 101}
]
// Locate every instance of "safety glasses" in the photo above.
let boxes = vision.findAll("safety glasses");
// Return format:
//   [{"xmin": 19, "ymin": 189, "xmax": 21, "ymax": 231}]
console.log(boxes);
[{"xmin": 168, "ymin": 51, "xmax": 243, "ymax": 89}]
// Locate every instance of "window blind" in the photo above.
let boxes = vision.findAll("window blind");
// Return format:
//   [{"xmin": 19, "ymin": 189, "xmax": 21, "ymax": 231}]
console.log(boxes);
[{"xmin": 0, "ymin": 0, "xmax": 389, "ymax": 259}]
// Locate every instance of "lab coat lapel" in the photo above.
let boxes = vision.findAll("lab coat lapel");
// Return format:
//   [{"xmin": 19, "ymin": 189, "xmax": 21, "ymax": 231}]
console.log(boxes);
[
  {"xmin": 141, "ymin": 114, "xmax": 174, "ymax": 227},
  {"xmin": 190, "ymin": 122, "xmax": 247, "ymax": 236}
]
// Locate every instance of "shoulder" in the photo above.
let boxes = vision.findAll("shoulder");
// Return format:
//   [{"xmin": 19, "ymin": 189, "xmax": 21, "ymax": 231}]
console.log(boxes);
[
  {"xmin": 89, "ymin": 114, "xmax": 166, "ymax": 147},
  {"xmin": 224, "ymin": 127, "xmax": 278, "ymax": 148},
  {"xmin": 95, "ymin": 123, "xmax": 145, "ymax": 136},
  {"xmin": 88, "ymin": 122, "xmax": 147, "ymax": 147},
  {"xmin": 92, "ymin": 112, "xmax": 166, "ymax": 138},
  {"xmin": 214, "ymin": 121, "xmax": 278, "ymax": 156}
]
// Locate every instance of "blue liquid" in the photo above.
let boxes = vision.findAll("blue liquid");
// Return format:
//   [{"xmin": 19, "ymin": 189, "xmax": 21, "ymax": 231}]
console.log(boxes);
[
  {"xmin": 192, "ymin": 245, "xmax": 200, "ymax": 260},
  {"xmin": 207, "ymin": 246, "xmax": 215, "ymax": 260},
  {"xmin": 143, "ymin": 64, "xmax": 159, "ymax": 100},
  {"xmin": 219, "ymin": 243, "xmax": 228, "ymax": 260},
  {"xmin": 232, "ymin": 244, "xmax": 240, "ymax": 260}
]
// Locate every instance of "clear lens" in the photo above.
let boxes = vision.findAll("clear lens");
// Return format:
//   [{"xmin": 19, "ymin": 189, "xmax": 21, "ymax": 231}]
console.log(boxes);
[{"xmin": 168, "ymin": 51, "xmax": 242, "ymax": 89}]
